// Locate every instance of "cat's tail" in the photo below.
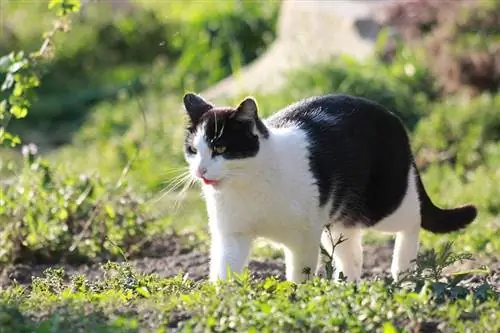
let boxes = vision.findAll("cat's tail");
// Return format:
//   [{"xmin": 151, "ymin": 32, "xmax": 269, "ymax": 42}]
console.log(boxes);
[{"xmin": 414, "ymin": 164, "xmax": 477, "ymax": 234}]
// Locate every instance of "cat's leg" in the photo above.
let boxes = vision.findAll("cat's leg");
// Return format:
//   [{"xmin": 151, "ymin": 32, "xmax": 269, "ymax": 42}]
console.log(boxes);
[
  {"xmin": 391, "ymin": 224, "xmax": 420, "ymax": 281},
  {"xmin": 209, "ymin": 232, "xmax": 252, "ymax": 282},
  {"xmin": 325, "ymin": 225, "xmax": 363, "ymax": 282},
  {"xmin": 283, "ymin": 230, "xmax": 322, "ymax": 283}
]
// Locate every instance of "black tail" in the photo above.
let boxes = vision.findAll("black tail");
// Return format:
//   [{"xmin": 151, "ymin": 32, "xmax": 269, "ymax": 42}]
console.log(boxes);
[{"xmin": 414, "ymin": 164, "xmax": 478, "ymax": 234}]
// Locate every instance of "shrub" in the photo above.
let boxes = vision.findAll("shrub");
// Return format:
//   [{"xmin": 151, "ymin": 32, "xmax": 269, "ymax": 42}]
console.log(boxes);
[
  {"xmin": 413, "ymin": 93, "xmax": 500, "ymax": 172},
  {"xmin": 256, "ymin": 56, "xmax": 435, "ymax": 130},
  {"xmin": 0, "ymin": 147, "xmax": 152, "ymax": 265},
  {"xmin": 379, "ymin": 0, "xmax": 500, "ymax": 97}
]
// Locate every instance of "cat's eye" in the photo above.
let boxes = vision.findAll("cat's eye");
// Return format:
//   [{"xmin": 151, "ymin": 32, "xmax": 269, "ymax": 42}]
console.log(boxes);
[
  {"xmin": 187, "ymin": 145, "xmax": 197, "ymax": 154},
  {"xmin": 213, "ymin": 146, "xmax": 227, "ymax": 154}
]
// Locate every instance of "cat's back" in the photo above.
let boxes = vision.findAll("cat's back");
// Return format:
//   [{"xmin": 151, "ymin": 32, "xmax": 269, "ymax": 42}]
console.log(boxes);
[{"xmin": 266, "ymin": 93, "xmax": 404, "ymax": 134}]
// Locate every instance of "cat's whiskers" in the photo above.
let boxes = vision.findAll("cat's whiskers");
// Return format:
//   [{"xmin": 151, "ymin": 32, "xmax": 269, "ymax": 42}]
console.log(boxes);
[
  {"xmin": 158, "ymin": 166, "xmax": 190, "ymax": 179},
  {"xmin": 170, "ymin": 175, "xmax": 197, "ymax": 212},
  {"xmin": 150, "ymin": 170, "xmax": 194, "ymax": 205}
]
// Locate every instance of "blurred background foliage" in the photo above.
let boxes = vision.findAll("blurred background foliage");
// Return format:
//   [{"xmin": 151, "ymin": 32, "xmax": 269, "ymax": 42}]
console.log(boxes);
[
  {"xmin": 0, "ymin": 0, "xmax": 280, "ymax": 148},
  {"xmin": 0, "ymin": 0, "xmax": 499, "ymax": 265}
]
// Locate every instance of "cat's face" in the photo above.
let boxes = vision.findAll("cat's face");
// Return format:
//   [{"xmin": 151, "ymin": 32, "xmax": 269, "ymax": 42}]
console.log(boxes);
[{"xmin": 182, "ymin": 93, "xmax": 269, "ymax": 187}]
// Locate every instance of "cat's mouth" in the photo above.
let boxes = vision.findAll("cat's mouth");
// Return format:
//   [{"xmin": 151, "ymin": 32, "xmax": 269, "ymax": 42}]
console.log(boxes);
[{"xmin": 201, "ymin": 177, "xmax": 220, "ymax": 186}]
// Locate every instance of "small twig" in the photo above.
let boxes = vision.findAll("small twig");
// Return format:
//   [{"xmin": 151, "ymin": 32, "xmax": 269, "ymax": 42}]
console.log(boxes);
[{"xmin": 320, "ymin": 227, "xmax": 347, "ymax": 280}]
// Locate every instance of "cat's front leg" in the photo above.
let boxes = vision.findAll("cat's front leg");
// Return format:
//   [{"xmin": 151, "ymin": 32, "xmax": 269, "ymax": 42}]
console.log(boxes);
[
  {"xmin": 283, "ymin": 232, "xmax": 322, "ymax": 283},
  {"xmin": 209, "ymin": 232, "xmax": 252, "ymax": 282}
]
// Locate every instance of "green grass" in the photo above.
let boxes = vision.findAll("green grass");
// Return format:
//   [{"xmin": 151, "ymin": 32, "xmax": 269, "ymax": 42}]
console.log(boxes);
[{"xmin": 0, "ymin": 247, "xmax": 497, "ymax": 332}]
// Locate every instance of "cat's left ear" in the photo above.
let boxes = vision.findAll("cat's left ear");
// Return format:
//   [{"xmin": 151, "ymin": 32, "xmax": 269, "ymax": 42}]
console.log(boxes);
[
  {"xmin": 234, "ymin": 96, "xmax": 269, "ymax": 138},
  {"xmin": 234, "ymin": 97, "xmax": 259, "ymax": 121}
]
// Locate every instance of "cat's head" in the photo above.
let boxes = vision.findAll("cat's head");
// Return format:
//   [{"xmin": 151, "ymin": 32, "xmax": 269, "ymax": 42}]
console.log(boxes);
[{"xmin": 182, "ymin": 93, "xmax": 269, "ymax": 187}]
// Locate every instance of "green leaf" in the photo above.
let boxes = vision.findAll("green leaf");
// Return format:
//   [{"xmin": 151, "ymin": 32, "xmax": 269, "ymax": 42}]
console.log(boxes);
[
  {"xmin": 382, "ymin": 322, "xmax": 399, "ymax": 333},
  {"xmin": 13, "ymin": 83, "xmax": 24, "ymax": 97},
  {"xmin": 136, "ymin": 286, "xmax": 151, "ymax": 298},
  {"xmin": 0, "ymin": 100, "xmax": 6, "ymax": 115},
  {"xmin": 105, "ymin": 204, "xmax": 116, "ymax": 218},
  {"xmin": 49, "ymin": 0, "xmax": 82, "ymax": 16},
  {"xmin": 10, "ymin": 105, "xmax": 28, "ymax": 118},
  {"xmin": 58, "ymin": 208, "xmax": 69, "ymax": 220},
  {"xmin": 0, "ymin": 131, "xmax": 21, "ymax": 147}
]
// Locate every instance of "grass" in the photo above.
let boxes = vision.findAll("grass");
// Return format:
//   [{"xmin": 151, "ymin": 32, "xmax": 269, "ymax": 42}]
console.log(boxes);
[
  {"xmin": 1, "ymin": 0, "xmax": 499, "ymax": 331},
  {"xmin": 0, "ymin": 245, "xmax": 497, "ymax": 332}
]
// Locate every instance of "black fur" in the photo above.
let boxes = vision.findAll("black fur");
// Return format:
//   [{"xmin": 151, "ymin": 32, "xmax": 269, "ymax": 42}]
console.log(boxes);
[
  {"xmin": 414, "ymin": 164, "xmax": 478, "ymax": 233},
  {"xmin": 267, "ymin": 94, "xmax": 477, "ymax": 230}
]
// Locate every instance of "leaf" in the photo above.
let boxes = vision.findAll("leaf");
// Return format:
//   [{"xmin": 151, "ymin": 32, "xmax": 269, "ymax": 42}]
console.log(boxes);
[
  {"xmin": 473, "ymin": 283, "xmax": 491, "ymax": 302},
  {"xmin": 49, "ymin": 0, "xmax": 82, "ymax": 16},
  {"xmin": 13, "ymin": 83, "xmax": 24, "ymax": 97},
  {"xmin": 8, "ymin": 60, "xmax": 27, "ymax": 74},
  {"xmin": 260, "ymin": 303, "xmax": 272, "ymax": 314},
  {"xmin": 10, "ymin": 105, "xmax": 28, "ymax": 119},
  {"xmin": 0, "ymin": 100, "xmax": 6, "ymax": 115},
  {"xmin": 11, "ymin": 135, "xmax": 22, "ymax": 146},
  {"xmin": 431, "ymin": 282, "xmax": 447, "ymax": 296},
  {"xmin": 1, "ymin": 73, "xmax": 14, "ymax": 91},
  {"xmin": 58, "ymin": 208, "xmax": 69, "ymax": 220},
  {"xmin": 382, "ymin": 322, "xmax": 399, "ymax": 333},
  {"xmin": 136, "ymin": 286, "xmax": 151, "ymax": 298},
  {"xmin": 105, "ymin": 204, "xmax": 116, "ymax": 218}
]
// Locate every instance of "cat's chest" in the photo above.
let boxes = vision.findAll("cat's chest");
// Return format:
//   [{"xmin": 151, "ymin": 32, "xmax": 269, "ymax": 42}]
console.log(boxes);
[{"xmin": 203, "ymin": 175, "xmax": 320, "ymax": 236}]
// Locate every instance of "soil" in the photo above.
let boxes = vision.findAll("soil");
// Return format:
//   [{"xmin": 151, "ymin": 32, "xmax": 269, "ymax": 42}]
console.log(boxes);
[{"xmin": 1, "ymin": 233, "xmax": 498, "ymax": 290}]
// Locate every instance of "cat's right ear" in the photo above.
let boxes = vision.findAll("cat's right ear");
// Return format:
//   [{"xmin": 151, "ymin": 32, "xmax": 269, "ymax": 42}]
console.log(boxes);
[{"xmin": 183, "ymin": 92, "xmax": 213, "ymax": 124}]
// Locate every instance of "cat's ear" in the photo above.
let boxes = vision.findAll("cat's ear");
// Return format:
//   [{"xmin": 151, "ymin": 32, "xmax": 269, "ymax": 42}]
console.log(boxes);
[
  {"xmin": 183, "ymin": 92, "xmax": 213, "ymax": 124},
  {"xmin": 234, "ymin": 96, "xmax": 269, "ymax": 138},
  {"xmin": 233, "ymin": 97, "xmax": 259, "ymax": 121}
]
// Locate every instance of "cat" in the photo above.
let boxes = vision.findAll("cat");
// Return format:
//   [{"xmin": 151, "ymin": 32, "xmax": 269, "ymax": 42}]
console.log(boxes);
[{"xmin": 181, "ymin": 92, "xmax": 477, "ymax": 283}]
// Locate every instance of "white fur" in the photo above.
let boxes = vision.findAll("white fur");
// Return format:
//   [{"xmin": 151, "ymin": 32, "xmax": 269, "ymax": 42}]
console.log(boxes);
[{"xmin": 186, "ymin": 122, "xmax": 421, "ymax": 283}]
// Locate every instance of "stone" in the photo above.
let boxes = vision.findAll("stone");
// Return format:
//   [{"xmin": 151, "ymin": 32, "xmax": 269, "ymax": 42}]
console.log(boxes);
[{"xmin": 200, "ymin": 0, "xmax": 394, "ymax": 103}]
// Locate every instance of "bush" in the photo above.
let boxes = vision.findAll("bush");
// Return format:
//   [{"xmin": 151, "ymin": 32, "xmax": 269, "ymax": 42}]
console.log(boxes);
[
  {"xmin": 379, "ymin": 0, "xmax": 500, "ymax": 97},
  {"xmin": 0, "ymin": 148, "xmax": 152, "ymax": 265},
  {"xmin": 256, "ymin": 56, "xmax": 435, "ymax": 130},
  {"xmin": 413, "ymin": 93, "xmax": 500, "ymax": 172}
]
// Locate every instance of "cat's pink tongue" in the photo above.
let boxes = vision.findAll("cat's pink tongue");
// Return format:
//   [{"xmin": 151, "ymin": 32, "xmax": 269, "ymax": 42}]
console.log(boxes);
[{"xmin": 202, "ymin": 177, "xmax": 219, "ymax": 186}]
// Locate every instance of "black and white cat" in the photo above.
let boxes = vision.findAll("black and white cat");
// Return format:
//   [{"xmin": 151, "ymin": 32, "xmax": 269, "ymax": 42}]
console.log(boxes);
[{"xmin": 182, "ymin": 92, "xmax": 477, "ymax": 283}]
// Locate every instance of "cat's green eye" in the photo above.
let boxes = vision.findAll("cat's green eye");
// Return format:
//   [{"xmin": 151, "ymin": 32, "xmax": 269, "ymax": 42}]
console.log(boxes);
[{"xmin": 213, "ymin": 146, "xmax": 227, "ymax": 154}]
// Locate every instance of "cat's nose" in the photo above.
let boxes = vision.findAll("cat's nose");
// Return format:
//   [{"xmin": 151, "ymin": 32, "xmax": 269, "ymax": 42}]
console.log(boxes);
[{"xmin": 196, "ymin": 167, "xmax": 207, "ymax": 178}]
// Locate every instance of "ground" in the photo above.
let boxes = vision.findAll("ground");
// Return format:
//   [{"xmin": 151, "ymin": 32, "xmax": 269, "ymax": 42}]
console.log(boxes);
[{"xmin": 2, "ymin": 232, "xmax": 498, "ymax": 289}]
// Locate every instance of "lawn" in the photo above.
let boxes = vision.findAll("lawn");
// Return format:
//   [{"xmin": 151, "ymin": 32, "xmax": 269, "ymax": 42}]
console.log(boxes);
[{"xmin": 0, "ymin": 0, "xmax": 499, "ymax": 332}]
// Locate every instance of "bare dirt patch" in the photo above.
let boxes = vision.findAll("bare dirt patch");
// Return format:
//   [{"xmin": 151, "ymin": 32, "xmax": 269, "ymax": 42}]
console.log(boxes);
[{"xmin": 0, "ymin": 233, "xmax": 498, "ymax": 290}]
